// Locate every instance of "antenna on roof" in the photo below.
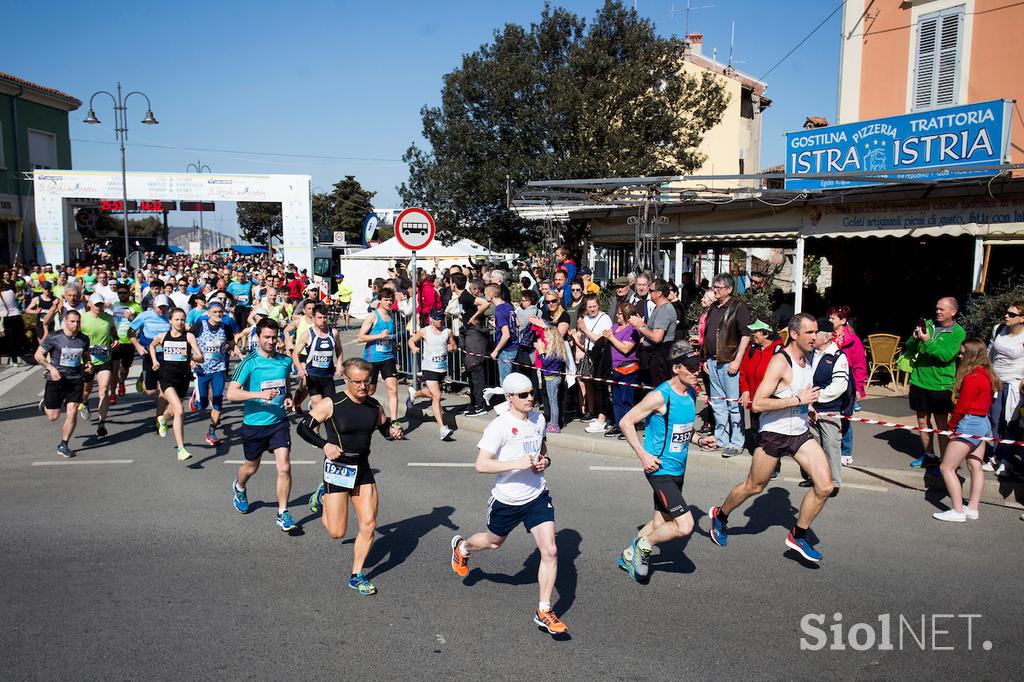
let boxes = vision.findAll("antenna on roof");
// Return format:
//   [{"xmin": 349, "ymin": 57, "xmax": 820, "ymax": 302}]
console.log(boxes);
[{"xmin": 671, "ymin": 0, "xmax": 714, "ymax": 38}]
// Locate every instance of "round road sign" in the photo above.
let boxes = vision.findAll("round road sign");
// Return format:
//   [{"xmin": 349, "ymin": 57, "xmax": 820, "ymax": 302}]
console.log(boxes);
[{"xmin": 394, "ymin": 208, "xmax": 435, "ymax": 251}]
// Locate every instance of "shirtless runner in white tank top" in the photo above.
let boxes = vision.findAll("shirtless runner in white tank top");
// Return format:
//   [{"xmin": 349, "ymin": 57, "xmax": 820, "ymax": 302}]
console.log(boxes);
[{"xmin": 705, "ymin": 313, "xmax": 837, "ymax": 563}]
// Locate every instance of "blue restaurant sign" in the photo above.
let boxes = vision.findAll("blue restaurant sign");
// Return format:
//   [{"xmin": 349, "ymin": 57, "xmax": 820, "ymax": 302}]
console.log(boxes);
[{"xmin": 785, "ymin": 99, "xmax": 1012, "ymax": 191}]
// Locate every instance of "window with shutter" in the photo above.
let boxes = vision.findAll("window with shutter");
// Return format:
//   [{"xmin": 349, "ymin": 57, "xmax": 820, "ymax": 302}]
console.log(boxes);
[{"xmin": 912, "ymin": 6, "xmax": 964, "ymax": 112}]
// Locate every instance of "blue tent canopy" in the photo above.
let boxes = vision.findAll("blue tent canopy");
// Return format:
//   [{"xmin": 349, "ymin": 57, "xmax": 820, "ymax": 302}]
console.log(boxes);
[
  {"xmin": 168, "ymin": 245, "xmax": 185, "ymax": 253},
  {"xmin": 229, "ymin": 245, "xmax": 268, "ymax": 255}
]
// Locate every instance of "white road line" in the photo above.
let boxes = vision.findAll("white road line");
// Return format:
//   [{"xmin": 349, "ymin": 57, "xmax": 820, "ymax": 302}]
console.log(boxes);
[
  {"xmin": 223, "ymin": 460, "xmax": 317, "ymax": 464},
  {"xmin": 0, "ymin": 366, "xmax": 38, "ymax": 399},
  {"xmin": 589, "ymin": 465, "xmax": 641, "ymax": 471},
  {"xmin": 776, "ymin": 477, "xmax": 888, "ymax": 493},
  {"xmin": 407, "ymin": 462, "xmax": 475, "ymax": 467},
  {"xmin": 32, "ymin": 459, "xmax": 134, "ymax": 466}
]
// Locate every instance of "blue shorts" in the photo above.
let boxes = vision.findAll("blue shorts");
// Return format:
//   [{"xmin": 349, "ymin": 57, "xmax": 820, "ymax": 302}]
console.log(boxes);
[
  {"xmin": 952, "ymin": 413, "xmax": 991, "ymax": 447},
  {"xmin": 240, "ymin": 420, "xmax": 291, "ymax": 461},
  {"xmin": 486, "ymin": 490, "xmax": 554, "ymax": 537},
  {"xmin": 196, "ymin": 370, "xmax": 226, "ymax": 411}
]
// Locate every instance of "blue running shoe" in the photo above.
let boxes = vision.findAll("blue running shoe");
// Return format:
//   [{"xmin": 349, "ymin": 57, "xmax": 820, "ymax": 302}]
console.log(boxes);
[
  {"xmin": 910, "ymin": 455, "xmax": 939, "ymax": 469},
  {"xmin": 348, "ymin": 572, "xmax": 377, "ymax": 596},
  {"xmin": 276, "ymin": 510, "xmax": 297, "ymax": 532},
  {"xmin": 309, "ymin": 482, "xmax": 325, "ymax": 514},
  {"xmin": 232, "ymin": 480, "xmax": 249, "ymax": 514},
  {"xmin": 708, "ymin": 506, "xmax": 728, "ymax": 547},
  {"xmin": 785, "ymin": 532, "xmax": 822, "ymax": 562},
  {"xmin": 616, "ymin": 551, "xmax": 639, "ymax": 582}
]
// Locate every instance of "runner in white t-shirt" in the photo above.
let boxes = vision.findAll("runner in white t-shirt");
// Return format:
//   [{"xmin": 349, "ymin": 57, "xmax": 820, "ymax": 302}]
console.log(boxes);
[{"xmin": 448, "ymin": 373, "xmax": 568, "ymax": 636}]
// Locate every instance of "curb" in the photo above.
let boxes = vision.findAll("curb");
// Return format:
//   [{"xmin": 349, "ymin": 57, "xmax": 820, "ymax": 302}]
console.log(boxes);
[{"xmin": 401, "ymin": 403, "xmax": 1024, "ymax": 509}]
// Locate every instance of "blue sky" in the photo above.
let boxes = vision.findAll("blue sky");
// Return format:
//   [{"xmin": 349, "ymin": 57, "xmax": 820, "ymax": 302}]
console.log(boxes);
[{"xmin": 8, "ymin": 0, "xmax": 841, "ymax": 236}]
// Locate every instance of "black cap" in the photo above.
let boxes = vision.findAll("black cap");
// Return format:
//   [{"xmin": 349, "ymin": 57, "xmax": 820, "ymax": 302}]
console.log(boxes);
[
  {"xmin": 816, "ymin": 318, "xmax": 834, "ymax": 333},
  {"xmin": 671, "ymin": 350, "xmax": 703, "ymax": 372}
]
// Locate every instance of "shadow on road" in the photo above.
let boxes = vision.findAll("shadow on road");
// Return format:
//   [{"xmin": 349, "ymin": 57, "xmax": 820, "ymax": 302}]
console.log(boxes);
[
  {"xmin": 364, "ymin": 505, "xmax": 458, "ymax": 580},
  {"xmin": 727, "ymin": 487, "xmax": 797, "ymax": 537},
  {"xmin": 462, "ymin": 528, "xmax": 582, "ymax": 617},
  {"xmin": 873, "ymin": 428, "xmax": 924, "ymax": 461}
]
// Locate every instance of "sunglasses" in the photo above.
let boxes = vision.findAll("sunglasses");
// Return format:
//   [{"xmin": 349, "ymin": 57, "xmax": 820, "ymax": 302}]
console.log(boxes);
[
  {"xmin": 571, "ymin": 288, "xmax": 582, "ymax": 293},
  {"xmin": 511, "ymin": 390, "xmax": 533, "ymax": 399},
  {"xmin": 1005, "ymin": 310, "xmax": 1021, "ymax": 318},
  {"xmin": 346, "ymin": 378, "xmax": 371, "ymax": 385}
]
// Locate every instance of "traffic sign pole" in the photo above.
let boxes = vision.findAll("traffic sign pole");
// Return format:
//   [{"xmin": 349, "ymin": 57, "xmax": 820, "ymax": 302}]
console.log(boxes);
[
  {"xmin": 394, "ymin": 208, "xmax": 436, "ymax": 396},
  {"xmin": 410, "ymin": 249, "xmax": 418, "ymax": 391}
]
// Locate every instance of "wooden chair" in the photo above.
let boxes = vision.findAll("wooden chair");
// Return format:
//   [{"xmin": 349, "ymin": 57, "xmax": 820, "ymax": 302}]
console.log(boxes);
[{"xmin": 865, "ymin": 333, "xmax": 901, "ymax": 391}]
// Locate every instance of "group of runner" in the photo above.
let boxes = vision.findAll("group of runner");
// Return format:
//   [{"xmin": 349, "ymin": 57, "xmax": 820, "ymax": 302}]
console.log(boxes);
[{"xmin": 32, "ymin": 277, "xmax": 838, "ymax": 637}]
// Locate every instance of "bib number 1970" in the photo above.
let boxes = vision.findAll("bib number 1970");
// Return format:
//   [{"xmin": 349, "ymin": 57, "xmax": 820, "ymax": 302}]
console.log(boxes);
[{"xmin": 323, "ymin": 460, "xmax": 357, "ymax": 489}]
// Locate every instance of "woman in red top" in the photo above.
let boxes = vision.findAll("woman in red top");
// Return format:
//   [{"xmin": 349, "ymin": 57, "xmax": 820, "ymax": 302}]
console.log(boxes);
[{"xmin": 934, "ymin": 338, "xmax": 1002, "ymax": 523}]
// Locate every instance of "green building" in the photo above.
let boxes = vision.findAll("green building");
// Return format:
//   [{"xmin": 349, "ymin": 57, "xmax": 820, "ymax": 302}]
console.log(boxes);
[{"xmin": 0, "ymin": 71, "xmax": 80, "ymax": 266}]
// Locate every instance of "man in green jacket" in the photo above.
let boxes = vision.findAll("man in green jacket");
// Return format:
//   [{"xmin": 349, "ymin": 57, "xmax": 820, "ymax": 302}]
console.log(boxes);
[{"xmin": 904, "ymin": 297, "xmax": 965, "ymax": 468}]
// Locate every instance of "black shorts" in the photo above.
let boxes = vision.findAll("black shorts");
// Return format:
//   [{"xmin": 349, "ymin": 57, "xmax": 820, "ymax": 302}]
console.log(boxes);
[
  {"xmin": 421, "ymin": 369, "xmax": 445, "ymax": 383},
  {"xmin": 323, "ymin": 454, "xmax": 375, "ymax": 494},
  {"xmin": 646, "ymin": 473, "xmax": 688, "ymax": 518},
  {"xmin": 306, "ymin": 373, "xmax": 337, "ymax": 398},
  {"xmin": 759, "ymin": 430, "xmax": 814, "ymax": 458},
  {"xmin": 159, "ymin": 377, "xmax": 191, "ymax": 399},
  {"xmin": 44, "ymin": 375, "xmax": 84, "ymax": 410},
  {"xmin": 114, "ymin": 344, "xmax": 135, "ymax": 367},
  {"xmin": 240, "ymin": 421, "xmax": 292, "ymax": 461},
  {"xmin": 338, "ymin": 301, "xmax": 350, "ymax": 312},
  {"xmin": 486, "ymin": 490, "xmax": 555, "ymax": 537},
  {"xmin": 908, "ymin": 384, "xmax": 954, "ymax": 414},
  {"xmin": 370, "ymin": 358, "xmax": 396, "ymax": 384},
  {"xmin": 141, "ymin": 354, "xmax": 159, "ymax": 391}
]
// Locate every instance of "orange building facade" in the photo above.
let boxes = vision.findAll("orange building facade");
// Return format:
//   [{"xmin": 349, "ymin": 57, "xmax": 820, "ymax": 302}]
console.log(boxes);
[{"xmin": 838, "ymin": 0, "xmax": 1024, "ymax": 163}]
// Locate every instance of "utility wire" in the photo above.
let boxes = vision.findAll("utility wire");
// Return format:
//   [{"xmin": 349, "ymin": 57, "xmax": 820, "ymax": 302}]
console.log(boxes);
[
  {"xmin": 759, "ymin": 0, "xmax": 846, "ymax": 81},
  {"xmin": 71, "ymin": 137, "xmax": 404, "ymax": 164}
]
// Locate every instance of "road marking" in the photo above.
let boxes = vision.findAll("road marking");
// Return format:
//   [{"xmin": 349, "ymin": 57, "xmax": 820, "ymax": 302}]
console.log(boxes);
[
  {"xmin": 776, "ymin": 477, "xmax": 888, "ymax": 493},
  {"xmin": 407, "ymin": 462, "xmax": 474, "ymax": 467},
  {"xmin": 223, "ymin": 460, "xmax": 317, "ymax": 464},
  {"xmin": 589, "ymin": 465, "xmax": 641, "ymax": 471},
  {"xmin": 32, "ymin": 459, "xmax": 134, "ymax": 466},
  {"xmin": 0, "ymin": 366, "xmax": 37, "ymax": 399}
]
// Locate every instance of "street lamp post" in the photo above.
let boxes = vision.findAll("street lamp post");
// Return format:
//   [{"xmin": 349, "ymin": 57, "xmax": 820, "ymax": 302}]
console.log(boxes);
[
  {"xmin": 186, "ymin": 160, "xmax": 211, "ymax": 254},
  {"xmin": 83, "ymin": 83, "xmax": 158, "ymax": 268}
]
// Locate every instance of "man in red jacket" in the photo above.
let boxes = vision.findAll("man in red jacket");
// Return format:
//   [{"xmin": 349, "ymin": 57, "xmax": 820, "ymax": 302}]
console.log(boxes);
[{"xmin": 739, "ymin": 320, "xmax": 783, "ymax": 474}]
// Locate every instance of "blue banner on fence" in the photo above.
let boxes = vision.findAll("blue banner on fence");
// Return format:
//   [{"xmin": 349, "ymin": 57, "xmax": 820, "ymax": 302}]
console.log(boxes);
[{"xmin": 785, "ymin": 100, "xmax": 1012, "ymax": 191}]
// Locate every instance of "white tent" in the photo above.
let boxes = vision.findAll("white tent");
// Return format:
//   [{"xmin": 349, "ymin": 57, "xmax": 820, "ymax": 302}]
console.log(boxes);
[{"xmin": 337, "ymin": 237, "xmax": 516, "ymax": 319}]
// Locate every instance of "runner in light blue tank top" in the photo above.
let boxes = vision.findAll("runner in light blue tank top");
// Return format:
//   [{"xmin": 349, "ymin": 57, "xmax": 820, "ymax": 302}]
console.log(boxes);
[{"xmin": 362, "ymin": 308, "xmax": 395, "ymax": 362}]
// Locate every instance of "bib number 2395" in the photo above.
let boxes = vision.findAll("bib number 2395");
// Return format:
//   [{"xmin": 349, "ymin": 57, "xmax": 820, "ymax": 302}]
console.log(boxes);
[{"xmin": 323, "ymin": 460, "xmax": 357, "ymax": 489}]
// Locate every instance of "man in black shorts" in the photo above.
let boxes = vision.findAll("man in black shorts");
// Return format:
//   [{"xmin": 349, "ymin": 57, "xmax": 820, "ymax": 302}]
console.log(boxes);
[
  {"xmin": 297, "ymin": 358, "xmax": 404, "ymax": 596},
  {"xmin": 291, "ymin": 303, "xmax": 343, "ymax": 409},
  {"xmin": 34, "ymin": 309, "xmax": 90, "ymax": 458},
  {"xmin": 707, "ymin": 313, "xmax": 835, "ymax": 563}
]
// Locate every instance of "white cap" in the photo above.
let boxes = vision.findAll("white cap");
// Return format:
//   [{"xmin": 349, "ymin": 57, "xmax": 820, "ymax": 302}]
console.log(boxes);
[
  {"xmin": 252, "ymin": 306, "xmax": 269, "ymax": 316},
  {"xmin": 89, "ymin": 293, "xmax": 106, "ymax": 305},
  {"xmin": 500, "ymin": 372, "xmax": 533, "ymax": 395},
  {"xmin": 154, "ymin": 294, "xmax": 172, "ymax": 308}
]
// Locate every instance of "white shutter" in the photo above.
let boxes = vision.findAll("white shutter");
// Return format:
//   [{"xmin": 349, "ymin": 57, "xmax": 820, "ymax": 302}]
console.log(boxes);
[{"xmin": 912, "ymin": 6, "xmax": 964, "ymax": 111}]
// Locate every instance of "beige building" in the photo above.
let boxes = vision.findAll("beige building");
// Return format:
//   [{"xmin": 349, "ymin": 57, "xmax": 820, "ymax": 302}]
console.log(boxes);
[{"xmin": 678, "ymin": 34, "xmax": 770, "ymax": 185}]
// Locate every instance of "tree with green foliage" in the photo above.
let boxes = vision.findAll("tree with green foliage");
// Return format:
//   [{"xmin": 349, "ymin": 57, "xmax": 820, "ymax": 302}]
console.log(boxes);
[
  {"xmin": 312, "ymin": 175, "xmax": 376, "ymax": 243},
  {"xmin": 399, "ymin": 0, "xmax": 729, "ymax": 249},
  {"xmin": 236, "ymin": 202, "xmax": 283, "ymax": 245}
]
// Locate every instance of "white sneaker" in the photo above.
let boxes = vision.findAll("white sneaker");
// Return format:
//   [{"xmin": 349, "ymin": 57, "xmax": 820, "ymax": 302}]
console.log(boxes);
[
  {"xmin": 994, "ymin": 461, "xmax": 1009, "ymax": 477},
  {"xmin": 981, "ymin": 459, "xmax": 996, "ymax": 472},
  {"xmin": 406, "ymin": 387, "xmax": 416, "ymax": 410},
  {"xmin": 963, "ymin": 507, "xmax": 979, "ymax": 520},
  {"xmin": 440, "ymin": 426, "xmax": 453, "ymax": 441},
  {"xmin": 585, "ymin": 421, "xmax": 607, "ymax": 433},
  {"xmin": 78, "ymin": 403, "xmax": 90, "ymax": 420},
  {"xmin": 932, "ymin": 508, "xmax": 966, "ymax": 523}
]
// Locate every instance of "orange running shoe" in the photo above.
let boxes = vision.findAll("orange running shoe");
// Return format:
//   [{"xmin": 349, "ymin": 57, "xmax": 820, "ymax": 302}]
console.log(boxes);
[
  {"xmin": 117, "ymin": 382, "xmax": 126, "ymax": 396},
  {"xmin": 450, "ymin": 535, "xmax": 469, "ymax": 577},
  {"xmin": 533, "ymin": 608, "xmax": 568, "ymax": 635}
]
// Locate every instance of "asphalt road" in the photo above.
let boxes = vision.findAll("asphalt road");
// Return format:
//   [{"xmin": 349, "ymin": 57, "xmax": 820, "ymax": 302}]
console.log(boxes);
[{"xmin": 1, "ymin": 364, "xmax": 1021, "ymax": 681}]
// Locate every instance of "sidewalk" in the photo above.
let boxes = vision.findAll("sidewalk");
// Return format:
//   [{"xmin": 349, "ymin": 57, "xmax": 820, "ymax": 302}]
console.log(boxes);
[{"xmin": 400, "ymin": 388, "xmax": 1024, "ymax": 510}]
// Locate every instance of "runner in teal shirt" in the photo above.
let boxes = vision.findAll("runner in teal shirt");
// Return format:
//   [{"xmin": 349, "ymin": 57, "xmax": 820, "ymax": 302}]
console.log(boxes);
[{"xmin": 231, "ymin": 348, "xmax": 293, "ymax": 425}]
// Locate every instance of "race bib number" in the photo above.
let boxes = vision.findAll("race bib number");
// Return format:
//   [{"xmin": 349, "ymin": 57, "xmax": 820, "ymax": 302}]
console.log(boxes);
[
  {"xmin": 323, "ymin": 460, "xmax": 357, "ymax": 489},
  {"xmin": 59, "ymin": 347, "xmax": 84, "ymax": 368},
  {"xmin": 202, "ymin": 342, "xmax": 223, "ymax": 360},
  {"xmin": 90, "ymin": 345, "xmax": 110, "ymax": 364},
  {"xmin": 669, "ymin": 424, "xmax": 693, "ymax": 453},
  {"xmin": 310, "ymin": 350, "xmax": 332, "ymax": 369},
  {"xmin": 163, "ymin": 340, "xmax": 188, "ymax": 362},
  {"xmin": 260, "ymin": 378, "xmax": 286, "ymax": 405},
  {"xmin": 375, "ymin": 339, "xmax": 391, "ymax": 352},
  {"xmin": 430, "ymin": 354, "xmax": 447, "ymax": 369}
]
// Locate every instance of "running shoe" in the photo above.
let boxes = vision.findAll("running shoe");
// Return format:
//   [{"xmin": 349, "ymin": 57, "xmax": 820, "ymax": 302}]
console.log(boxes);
[
  {"xmin": 584, "ymin": 421, "xmax": 607, "ymax": 434},
  {"xmin": 708, "ymin": 506, "xmax": 728, "ymax": 547},
  {"xmin": 440, "ymin": 426, "xmax": 454, "ymax": 441},
  {"xmin": 156, "ymin": 416, "xmax": 167, "ymax": 438},
  {"xmin": 604, "ymin": 425, "xmax": 622, "ymax": 438},
  {"xmin": 785, "ymin": 533, "xmax": 823, "ymax": 562},
  {"xmin": 546, "ymin": 424, "xmax": 561, "ymax": 433},
  {"xmin": 348, "ymin": 572, "xmax": 377, "ymax": 596},
  {"xmin": 981, "ymin": 459, "xmax": 996, "ymax": 472},
  {"xmin": 189, "ymin": 393, "xmax": 199, "ymax": 413},
  {"xmin": 963, "ymin": 506, "xmax": 979, "ymax": 520},
  {"xmin": 464, "ymin": 407, "xmax": 487, "ymax": 417},
  {"xmin": 910, "ymin": 455, "xmax": 939, "ymax": 468},
  {"xmin": 96, "ymin": 422, "xmax": 108, "ymax": 438},
  {"xmin": 632, "ymin": 537, "xmax": 651, "ymax": 579},
  {"xmin": 177, "ymin": 447, "xmax": 192, "ymax": 462},
  {"xmin": 56, "ymin": 442, "xmax": 75, "ymax": 458},
  {"xmin": 533, "ymin": 608, "xmax": 568, "ymax": 635},
  {"xmin": 770, "ymin": 464, "xmax": 781, "ymax": 481},
  {"xmin": 450, "ymin": 535, "xmax": 470, "ymax": 577},
  {"xmin": 406, "ymin": 386, "xmax": 415, "ymax": 410},
  {"xmin": 108, "ymin": 392, "xmax": 117, "ymax": 405},
  {"xmin": 38, "ymin": 398, "xmax": 45, "ymax": 414},
  {"xmin": 309, "ymin": 482, "xmax": 325, "ymax": 514},
  {"xmin": 205, "ymin": 429, "xmax": 219, "ymax": 446},
  {"xmin": 932, "ymin": 508, "xmax": 966, "ymax": 523},
  {"xmin": 276, "ymin": 510, "xmax": 298, "ymax": 532},
  {"xmin": 616, "ymin": 551, "xmax": 637, "ymax": 580},
  {"xmin": 78, "ymin": 403, "xmax": 90, "ymax": 420},
  {"xmin": 118, "ymin": 381, "xmax": 126, "ymax": 396},
  {"xmin": 231, "ymin": 480, "xmax": 249, "ymax": 514},
  {"xmin": 722, "ymin": 446, "xmax": 743, "ymax": 458},
  {"xmin": 135, "ymin": 377, "xmax": 144, "ymax": 394},
  {"xmin": 853, "ymin": 401, "xmax": 862, "ymax": 412}
]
